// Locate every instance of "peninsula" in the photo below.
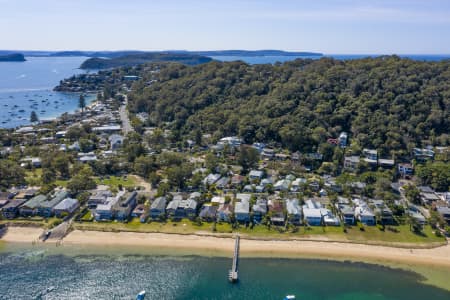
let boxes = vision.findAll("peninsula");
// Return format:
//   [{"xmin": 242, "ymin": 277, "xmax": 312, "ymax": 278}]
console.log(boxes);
[{"xmin": 0, "ymin": 53, "xmax": 26, "ymax": 62}]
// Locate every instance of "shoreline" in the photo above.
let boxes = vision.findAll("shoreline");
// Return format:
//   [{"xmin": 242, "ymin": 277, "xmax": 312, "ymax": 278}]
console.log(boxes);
[{"xmin": 2, "ymin": 226, "xmax": 450, "ymax": 290}]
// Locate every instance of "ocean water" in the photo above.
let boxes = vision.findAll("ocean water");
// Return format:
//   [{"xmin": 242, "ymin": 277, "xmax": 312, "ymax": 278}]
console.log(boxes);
[
  {"xmin": 0, "ymin": 246, "xmax": 449, "ymax": 300},
  {"xmin": 211, "ymin": 54, "xmax": 450, "ymax": 64},
  {"xmin": 0, "ymin": 57, "xmax": 94, "ymax": 128}
]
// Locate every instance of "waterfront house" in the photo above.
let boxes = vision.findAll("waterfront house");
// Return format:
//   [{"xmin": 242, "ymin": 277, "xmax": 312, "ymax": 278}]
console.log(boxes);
[
  {"xmin": 176, "ymin": 199, "xmax": 198, "ymax": 219},
  {"xmin": 322, "ymin": 209, "xmax": 340, "ymax": 226},
  {"xmin": 38, "ymin": 190, "xmax": 68, "ymax": 217},
  {"xmin": 268, "ymin": 199, "xmax": 285, "ymax": 225},
  {"xmin": 19, "ymin": 194, "xmax": 48, "ymax": 217},
  {"xmin": 2, "ymin": 199, "xmax": 27, "ymax": 219},
  {"xmin": 199, "ymin": 204, "xmax": 218, "ymax": 222},
  {"xmin": 131, "ymin": 204, "xmax": 146, "ymax": 218},
  {"xmin": 354, "ymin": 206, "xmax": 376, "ymax": 226},
  {"xmin": 217, "ymin": 203, "xmax": 233, "ymax": 222},
  {"xmin": 53, "ymin": 197, "xmax": 79, "ymax": 218},
  {"xmin": 338, "ymin": 205, "xmax": 355, "ymax": 225},
  {"xmin": 286, "ymin": 199, "xmax": 302, "ymax": 225},
  {"xmin": 252, "ymin": 198, "xmax": 267, "ymax": 223},
  {"xmin": 407, "ymin": 205, "xmax": 426, "ymax": 225},
  {"xmin": 166, "ymin": 198, "xmax": 181, "ymax": 218},
  {"xmin": 303, "ymin": 208, "xmax": 322, "ymax": 226},
  {"xmin": 234, "ymin": 194, "xmax": 251, "ymax": 223},
  {"xmin": 150, "ymin": 197, "xmax": 166, "ymax": 219},
  {"xmin": 94, "ymin": 191, "xmax": 125, "ymax": 221},
  {"xmin": 88, "ymin": 190, "xmax": 113, "ymax": 208},
  {"xmin": 114, "ymin": 191, "xmax": 137, "ymax": 222}
]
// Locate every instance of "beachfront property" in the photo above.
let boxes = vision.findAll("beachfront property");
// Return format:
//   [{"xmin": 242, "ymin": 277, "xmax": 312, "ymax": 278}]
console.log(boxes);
[
  {"xmin": 234, "ymin": 193, "xmax": 251, "ymax": 223},
  {"xmin": 150, "ymin": 197, "xmax": 166, "ymax": 219},
  {"xmin": 353, "ymin": 199, "xmax": 376, "ymax": 226},
  {"xmin": 114, "ymin": 191, "xmax": 137, "ymax": 222},
  {"xmin": 94, "ymin": 191, "xmax": 125, "ymax": 221},
  {"xmin": 286, "ymin": 199, "xmax": 302, "ymax": 225},
  {"xmin": 88, "ymin": 190, "xmax": 113, "ymax": 208},
  {"xmin": 199, "ymin": 204, "xmax": 218, "ymax": 222},
  {"xmin": 19, "ymin": 194, "xmax": 48, "ymax": 217},
  {"xmin": 217, "ymin": 203, "xmax": 233, "ymax": 222},
  {"xmin": 370, "ymin": 199, "xmax": 394, "ymax": 225},
  {"xmin": 252, "ymin": 198, "xmax": 267, "ymax": 223},
  {"xmin": 268, "ymin": 199, "xmax": 285, "ymax": 226},
  {"xmin": 2, "ymin": 199, "xmax": 27, "ymax": 219},
  {"xmin": 303, "ymin": 199, "xmax": 323, "ymax": 226},
  {"xmin": 53, "ymin": 197, "xmax": 79, "ymax": 217}
]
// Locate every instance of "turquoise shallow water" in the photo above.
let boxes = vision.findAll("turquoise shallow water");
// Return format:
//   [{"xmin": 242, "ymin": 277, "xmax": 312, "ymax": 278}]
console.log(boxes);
[{"xmin": 0, "ymin": 244, "xmax": 449, "ymax": 300}]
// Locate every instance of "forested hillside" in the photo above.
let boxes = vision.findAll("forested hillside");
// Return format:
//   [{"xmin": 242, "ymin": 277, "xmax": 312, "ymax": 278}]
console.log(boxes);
[{"xmin": 128, "ymin": 56, "xmax": 450, "ymax": 156}]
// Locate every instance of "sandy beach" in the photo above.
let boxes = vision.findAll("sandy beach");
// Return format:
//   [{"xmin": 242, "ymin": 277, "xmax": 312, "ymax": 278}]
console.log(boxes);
[{"xmin": 2, "ymin": 226, "xmax": 450, "ymax": 268}]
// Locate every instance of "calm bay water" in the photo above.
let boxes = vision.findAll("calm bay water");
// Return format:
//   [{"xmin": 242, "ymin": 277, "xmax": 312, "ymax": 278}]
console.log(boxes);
[
  {"xmin": 0, "ymin": 57, "xmax": 94, "ymax": 128},
  {"xmin": 0, "ymin": 245, "xmax": 449, "ymax": 300}
]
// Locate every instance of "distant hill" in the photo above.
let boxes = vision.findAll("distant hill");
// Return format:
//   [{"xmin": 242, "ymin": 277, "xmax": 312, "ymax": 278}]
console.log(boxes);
[
  {"xmin": 79, "ymin": 53, "xmax": 213, "ymax": 69},
  {"xmin": 187, "ymin": 50, "xmax": 322, "ymax": 57},
  {"xmin": 0, "ymin": 53, "xmax": 26, "ymax": 62}
]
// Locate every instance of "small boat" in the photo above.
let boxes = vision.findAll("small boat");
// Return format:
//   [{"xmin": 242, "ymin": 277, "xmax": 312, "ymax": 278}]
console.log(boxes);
[
  {"xmin": 136, "ymin": 290, "xmax": 146, "ymax": 300},
  {"xmin": 284, "ymin": 296, "xmax": 296, "ymax": 300}
]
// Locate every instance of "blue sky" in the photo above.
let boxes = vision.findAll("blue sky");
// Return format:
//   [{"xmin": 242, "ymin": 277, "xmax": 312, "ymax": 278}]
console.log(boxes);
[{"xmin": 1, "ymin": 0, "xmax": 450, "ymax": 54}]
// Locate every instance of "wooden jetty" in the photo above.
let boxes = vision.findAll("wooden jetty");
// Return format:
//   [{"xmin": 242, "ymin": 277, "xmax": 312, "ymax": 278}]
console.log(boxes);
[{"xmin": 228, "ymin": 235, "xmax": 240, "ymax": 283}]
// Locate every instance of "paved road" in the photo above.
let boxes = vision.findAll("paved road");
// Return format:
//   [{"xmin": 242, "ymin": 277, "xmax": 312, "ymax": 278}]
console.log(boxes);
[{"xmin": 119, "ymin": 95, "xmax": 134, "ymax": 135}]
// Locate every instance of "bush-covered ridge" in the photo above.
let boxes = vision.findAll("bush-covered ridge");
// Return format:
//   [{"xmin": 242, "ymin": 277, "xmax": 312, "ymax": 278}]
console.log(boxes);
[
  {"xmin": 0, "ymin": 53, "xmax": 26, "ymax": 62},
  {"xmin": 128, "ymin": 56, "xmax": 450, "ymax": 156},
  {"xmin": 80, "ymin": 53, "xmax": 212, "ymax": 69}
]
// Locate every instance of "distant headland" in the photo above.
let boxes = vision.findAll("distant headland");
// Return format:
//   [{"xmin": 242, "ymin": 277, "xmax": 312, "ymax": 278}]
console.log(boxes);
[{"xmin": 0, "ymin": 53, "xmax": 26, "ymax": 62}]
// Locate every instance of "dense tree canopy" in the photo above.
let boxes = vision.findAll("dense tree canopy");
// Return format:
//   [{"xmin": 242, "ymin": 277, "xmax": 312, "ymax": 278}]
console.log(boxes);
[{"xmin": 128, "ymin": 57, "xmax": 450, "ymax": 157}]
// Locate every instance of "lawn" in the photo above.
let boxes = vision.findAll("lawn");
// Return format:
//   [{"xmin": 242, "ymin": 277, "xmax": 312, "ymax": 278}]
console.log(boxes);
[
  {"xmin": 25, "ymin": 169, "xmax": 69, "ymax": 187},
  {"xmin": 72, "ymin": 218, "xmax": 446, "ymax": 246},
  {"xmin": 95, "ymin": 176, "xmax": 136, "ymax": 191}
]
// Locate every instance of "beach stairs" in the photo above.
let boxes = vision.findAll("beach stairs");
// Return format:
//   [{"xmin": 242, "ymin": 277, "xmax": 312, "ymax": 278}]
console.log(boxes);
[{"xmin": 228, "ymin": 235, "xmax": 240, "ymax": 283}]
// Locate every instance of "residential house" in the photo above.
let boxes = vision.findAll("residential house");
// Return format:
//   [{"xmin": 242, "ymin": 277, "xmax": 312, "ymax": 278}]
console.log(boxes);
[
  {"xmin": 354, "ymin": 204, "xmax": 376, "ymax": 226},
  {"xmin": 261, "ymin": 148, "xmax": 275, "ymax": 159},
  {"xmin": 344, "ymin": 156, "xmax": 360, "ymax": 171},
  {"xmin": 2, "ymin": 199, "xmax": 26, "ymax": 219},
  {"xmin": 94, "ymin": 191, "xmax": 125, "ymax": 221},
  {"xmin": 199, "ymin": 204, "xmax": 218, "ymax": 222},
  {"xmin": 419, "ymin": 186, "xmax": 440, "ymax": 204},
  {"xmin": 38, "ymin": 190, "xmax": 68, "ymax": 217},
  {"xmin": 268, "ymin": 199, "xmax": 285, "ymax": 225},
  {"xmin": 413, "ymin": 148, "xmax": 434, "ymax": 160},
  {"xmin": 215, "ymin": 177, "xmax": 230, "ymax": 189},
  {"xmin": 230, "ymin": 174, "xmax": 245, "ymax": 187},
  {"xmin": 286, "ymin": 199, "xmax": 302, "ymax": 225},
  {"xmin": 249, "ymin": 170, "xmax": 264, "ymax": 181},
  {"xmin": 131, "ymin": 204, "xmax": 146, "ymax": 218},
  {"xmin": 398, "ymin": 163, "xmax": 413, "ymax": 177},
  {"xmin": 363, "ymin": 149, "xmax": 378, "ymax": 164},
  {"xmin": 234, "ymin": 193, "xmax": 251, "ymax": 223},
  {"xmin": 176, "ymin": 199, "xmax": 198, "ymax": 219},
  {"xmin": 203, "ymin": 173, "xmax": 221, "ymax": 185},
  {"xmin": 303, "ymin": 199, "xmax": 323, "ymax": 226},
  {"xmin": 114, "ymin": 191, "xmax": 138, "ymax": 222},
  {"xmin": 150, "ymin": 197, "xmax": 166, "ymax": 219},
  {"xmin": 217, "ymin": 203, "xmax": 233, "ymax": 222},
  {"xmin": 322, "ymin": 209, "xmax": 340, "ymax": 226},
  {"xmin": 252, "ymin": 198, "xmax": 267, "ymax": 223},
  {"xmin": 166, "ymin": 198, "xmax": 181, "ymax": 218},
  {"xmin": 338, "ymin": 132, "xmax": 348, "ymax": 148},
  {"xmin": 88, "ymin": 190, "xmax": 113, "ymax": 208},
  {"xmin": 53, "ymin": 198, "xmax": 79, "ymax": 218},
  {"xmin": 437, "ymin": 207, "xmax": 450, "ymax": 225},
  {"xmin": 19, "ymin": 194, "xmax": 48, "ymax": 217},
  {"xmin": 407, "ymin": 205, "xmax": 426, "ymax": 225},
  {"xmin": 109, "ymin": 134, "xmax": 124, "ymax": 150},
  {"xmin": 274, "ymin": 179, "xmax": 290, "ymax": 191},
  {"xmin": 378, "ymin": 158, "xmax": 395, "ymax": 169}
]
